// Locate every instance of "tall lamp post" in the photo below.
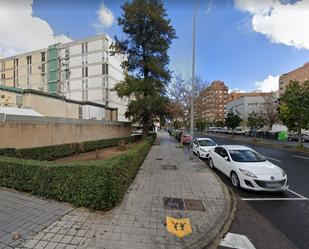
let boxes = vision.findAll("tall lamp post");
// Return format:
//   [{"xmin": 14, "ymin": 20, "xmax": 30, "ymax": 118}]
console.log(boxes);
[{"xmin": 190, "ymin": 1, "xmax": 197, "ymax": 149}]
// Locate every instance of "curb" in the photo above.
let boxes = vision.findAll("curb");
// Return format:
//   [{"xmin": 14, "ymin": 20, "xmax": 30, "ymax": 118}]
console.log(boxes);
[{"xmin": 186, "ymin": 154, "xmax": 237, "ymax": 249}]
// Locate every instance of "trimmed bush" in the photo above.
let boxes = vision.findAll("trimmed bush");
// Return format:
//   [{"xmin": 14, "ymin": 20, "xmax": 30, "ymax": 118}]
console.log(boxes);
[
  {"xmin": 0, "ymin": 135, "xmax": 155, "ymax": 210},
  {"xmin": 0, "ymin": 136, "xmax": 139, "ymax": 161}
]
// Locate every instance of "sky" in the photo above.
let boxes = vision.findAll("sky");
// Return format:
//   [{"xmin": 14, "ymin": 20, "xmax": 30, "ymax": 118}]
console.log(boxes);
[{"xmin": 1, "ymin": 0, "xmax": 309, "ymax": 92}]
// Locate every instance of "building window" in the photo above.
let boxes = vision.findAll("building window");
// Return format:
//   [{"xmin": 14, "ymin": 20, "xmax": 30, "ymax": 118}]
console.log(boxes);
[
  {"xmin": 82, "ymin": 67, "xmax": 88, "ymax": 77},
  {"xmin": 41, "ymin": 52, "xmax": 46, "ymax": 62},
  {"xmin": 14, "ymin": 59, "xmax": 18, "ymax": 68},
  {"xmin": 82, "ymin": 42, "xmax": 88, "ymax": 54},
  {"xmin": 41, "ymin": 64, "xmax": 45, "ymax": 73},
  {"xmin": 26, "ymin": 56, "xmax": 32, "ymax": 65},
  {"xmin": 1, "ymin": 73, "xmax": 5, "ymax": 79},
  {"xmin": 65, "ymin": 49, "xmax": 70, "ymax": 57},
  {"xmin": 102, "ymin": 63, "xmax": 108, "ymax": 75}
]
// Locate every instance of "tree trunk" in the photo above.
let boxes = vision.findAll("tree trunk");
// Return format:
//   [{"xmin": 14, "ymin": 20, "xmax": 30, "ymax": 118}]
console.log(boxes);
[
  {"xmin": 142, "ymin": 120, "xmax": 149, "ymax": 138},
  {"xmin": 297, "ymin": 126, "xmax": 303, "ymax": 147}
]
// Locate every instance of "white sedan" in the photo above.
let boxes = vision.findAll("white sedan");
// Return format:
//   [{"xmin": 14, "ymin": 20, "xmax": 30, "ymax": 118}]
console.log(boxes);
[
  {"xmin": 208, "ymin": 145, "xmax": 289, "ymax": 191},
  {"xmin": 192, "ymin": 138, "xmax": 217, "ymax": 159}
]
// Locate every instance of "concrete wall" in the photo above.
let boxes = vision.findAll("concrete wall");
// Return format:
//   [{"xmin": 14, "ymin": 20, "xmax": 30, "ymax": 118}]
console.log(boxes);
[{"xmin": 0, "ymin": 114, "xmax": 131, "ymax": 148}]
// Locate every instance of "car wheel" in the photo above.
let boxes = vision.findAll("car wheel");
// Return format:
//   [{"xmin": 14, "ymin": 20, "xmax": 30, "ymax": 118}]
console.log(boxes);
[
  {"xmin": 230, "ymin": 171, "xmax": 240, "ymax": 188},
  {"xmin": 208, "ymin": 158, "xmax": 215, "ymax": 169}
]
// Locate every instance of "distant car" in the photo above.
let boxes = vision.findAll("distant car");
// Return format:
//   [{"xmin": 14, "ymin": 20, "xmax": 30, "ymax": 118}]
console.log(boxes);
[
  {"xmin": 233, "ymin": 127, "xmax": 245, "ymax": 135},
  {"xmin": 288, "ymin": 133, "xmax": 309, "ymax": 142},
  {"xmin": 208, "ymin": 145, "xmax": 288, "ymax": 191},
  {"xmin": 181, "ymin": 134, "xmax": 192, "ymax": 144},
  {"xmin": 192, "ymin": 138, "xmax": 217, "ymax": 159}
]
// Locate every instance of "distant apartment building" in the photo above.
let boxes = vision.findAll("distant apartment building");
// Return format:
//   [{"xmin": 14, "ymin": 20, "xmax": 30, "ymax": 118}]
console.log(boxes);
[
  {"xmin": 228, "ymin": 91, "xmax": 272, "ymax": 103},
  {"xmin": 194, "ymin": 80, "xmax": 228, "ymax": 122},
  {"xmin": 226, "ymin": 95, "xmax": 269, "ymax": 120},
  {"xmin": 279, "ymin": 62, "xmax": 309, "ymax": 96},
  {"xmin": 0, "ymin": 34, "xmax": 128, "ymax": 121}
]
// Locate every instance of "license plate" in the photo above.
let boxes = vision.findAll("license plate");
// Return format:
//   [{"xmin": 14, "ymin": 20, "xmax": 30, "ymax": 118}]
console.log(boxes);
[{"xmin": 266, "ymin": 183, "xmax": 281, "ymax": 188}]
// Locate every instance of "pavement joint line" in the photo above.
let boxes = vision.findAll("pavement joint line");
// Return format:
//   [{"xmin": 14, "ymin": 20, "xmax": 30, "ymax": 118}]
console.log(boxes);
[
  {"xmin": 264, "ymin": 156, "xmax": 282, "ymax": 163},
  {"xmin": 286, "ymin": 188, "xmax": 308, "ymax": 199},
  {"xmin": 293, "ymin": 154, "xmax": 309, "ymax": 160}
]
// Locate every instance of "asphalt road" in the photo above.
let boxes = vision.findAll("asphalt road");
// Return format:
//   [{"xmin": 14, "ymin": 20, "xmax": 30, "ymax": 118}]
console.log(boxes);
[{"xmin": 193, "ymin": 132, "xmax": 309, "ymax": 249}]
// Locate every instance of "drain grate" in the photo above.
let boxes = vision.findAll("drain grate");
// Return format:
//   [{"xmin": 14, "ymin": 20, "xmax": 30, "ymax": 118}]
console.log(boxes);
[
  {"xmin": 163, "ymin": 197, "xmax": 186, "ymax": 211},
  {"xmin": 156, "ymin": 158, "xmax": 163, "ymax": 160},
  {"xmin": 184, "ymin": 199, "xmax": 206, "ymax": 211},
  {"xmin": 161, "ymin": 165, "xmax": 177, "ymax": 170},
  {"xmin": 163, "ymin": 197, "xmax": 206, "ymax": 211}
]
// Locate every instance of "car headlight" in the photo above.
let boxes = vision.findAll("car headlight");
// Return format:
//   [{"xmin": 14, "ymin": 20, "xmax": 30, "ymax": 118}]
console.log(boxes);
[
  {"xmin": 281, "ymin": 169, "xmax": 286, "ymax": 177},
  {"xmin": 200, "ymin": 148, "xmax": 208, "ymax": 152},
  {"xmin": 239, "ymin": 168, "xmax": 257, "ymax": 178}
]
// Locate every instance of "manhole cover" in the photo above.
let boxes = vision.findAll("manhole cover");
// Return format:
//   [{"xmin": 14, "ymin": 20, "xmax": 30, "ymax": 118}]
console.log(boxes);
[
  {"xmin": 164, "ymin": 197, "xmax": 186, "ymax": 211},
  {"xmin": 184, "ymin": 199, "xmax": 206, "ymax": 211},
  {"xmin": 161, "ymin": 165, "xmax": 177, "ymax": 170},
  {"xmin": 156, "ymin": 158, "xmax": 163, "ymax": 160}
]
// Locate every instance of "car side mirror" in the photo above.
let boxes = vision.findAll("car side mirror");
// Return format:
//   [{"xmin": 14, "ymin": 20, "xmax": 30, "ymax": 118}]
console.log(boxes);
[{"xmin": 224, "ymin": 156, "xmax": 230, "ymax": 162}]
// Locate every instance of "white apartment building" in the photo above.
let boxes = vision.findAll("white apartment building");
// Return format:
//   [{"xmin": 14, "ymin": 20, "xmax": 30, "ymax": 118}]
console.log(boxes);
[
  {"xmin": 0, "ymin": 34, "xmax": 129, "ymax": 122},
  {"xmin": 226, "ymin": 96, "xmax": 266, "ymax": 120},
  {"xmin": 58, "ymin": 34, "xmax": 128, "ymax": 121}
]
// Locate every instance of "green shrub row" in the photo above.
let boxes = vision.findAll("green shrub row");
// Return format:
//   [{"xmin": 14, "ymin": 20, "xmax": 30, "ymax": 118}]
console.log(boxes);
[
  {"xmin": 0, "ymin": 135, "xmax": 142, "ymax": 161},
  {"xmin": 0, "ymin": 135, "xmax": 155, "ymax": 210}
]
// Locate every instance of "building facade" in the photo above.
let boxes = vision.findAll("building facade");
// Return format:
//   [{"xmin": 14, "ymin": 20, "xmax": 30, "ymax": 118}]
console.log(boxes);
[
  {"xmin": 0, "ymin": 85, "xmax": 117, "ymax": 121},
  {"xmin": 0, "ymin": 34, "xmax": 128, "ymax": 121},
  {"xmin": 279, "ymin": 62, "xmax": 309, "ymax": 96},
  {"xmin": 226, "ymin": 96, "xmax": 267, "ymax": 120},
  {"xmin": 194, "ymin": 80, "xmax": 228, "ymax": 122},
  {"xmin": 228, "ymin": 91, "xmax": 271, "ymax": 103}
]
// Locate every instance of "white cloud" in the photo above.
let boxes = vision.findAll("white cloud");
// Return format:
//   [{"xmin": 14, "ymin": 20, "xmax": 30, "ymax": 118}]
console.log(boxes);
[
  {"xmin": 92, "ymin": 3, "xmax": 114, "ymax": 33},
  {"xmin": 255, "ymin": 75, "xmax": 279, "ymax": 92},
  {"xmin": 0, "ymin": 0, "xmax": 71, "ymax": 57},
  {"xmin": 228, "ymin": 88, "xmax": 247, "ymax": 93},
  {"xmin": 235, "ymin": 0, "xmax": 309, "ymax": 49}
]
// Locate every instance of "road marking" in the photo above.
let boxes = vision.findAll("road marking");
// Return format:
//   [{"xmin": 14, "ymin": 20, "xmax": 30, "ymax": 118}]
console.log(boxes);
[
  {"xmin": 264, "ymin": 156, "xmax": 282, "ymax": 163},
  {"xmin": 286, "ymin": 188, "xmax": 308, "ymax": 199},
  {"xmin": 220, "ymin": 232, "xmax": 256, "ymax": 249},
  {"xmin": 293, "ymin": 155, "xmax": 309, "ymax": 160}
]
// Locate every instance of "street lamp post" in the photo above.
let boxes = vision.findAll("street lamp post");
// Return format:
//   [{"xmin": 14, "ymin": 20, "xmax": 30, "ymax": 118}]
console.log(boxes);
[{"xmin": 190, "ymin": 1, "xmax": 196, "ymax": 152}]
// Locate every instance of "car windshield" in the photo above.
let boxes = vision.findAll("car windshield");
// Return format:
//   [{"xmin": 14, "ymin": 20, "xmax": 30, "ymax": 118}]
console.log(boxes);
[
  {"xmin": 229, "ymin": 149, "xmax": 266, "ymax": 162},
  {"xmin": 199, "ymin": 140, "xmax": 216, "ymax": 146}
]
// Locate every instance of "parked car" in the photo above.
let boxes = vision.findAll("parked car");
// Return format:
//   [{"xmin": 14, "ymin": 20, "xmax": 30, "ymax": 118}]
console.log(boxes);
[
  {"xmin": 288, "ymin": 133, "xmax": 309, "ymax": 142},
  {"xmin": 233, "ymin": 127, "xmax": 245, "ymax": 135},
  {"xmin": 208, "ymin": 145, "xmax": 288, "ymax": 191},
  {"xmin": 181, "ymin": 133, "xmax": 192, "ymax": 144},
  {"xmin": 192, "ymin": 138, "xmax": 217, "ymax": 159}
]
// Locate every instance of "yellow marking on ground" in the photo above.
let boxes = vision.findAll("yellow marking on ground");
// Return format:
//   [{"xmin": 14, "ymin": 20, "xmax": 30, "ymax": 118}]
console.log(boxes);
[{"xmin": 166, "ymin": 216, "xmax": 192, "ymax": 238}]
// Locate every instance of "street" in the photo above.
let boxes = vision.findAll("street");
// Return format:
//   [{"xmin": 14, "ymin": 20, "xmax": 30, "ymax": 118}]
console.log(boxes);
[{"xmin": 194, "ymin": 133, "xmax": 309, "ymax": 249}]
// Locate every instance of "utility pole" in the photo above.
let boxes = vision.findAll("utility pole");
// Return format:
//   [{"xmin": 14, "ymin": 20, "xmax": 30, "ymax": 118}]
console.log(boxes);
[{"xmin": 190, "ymin": 0, "xmax": 197, "ymax": 144}]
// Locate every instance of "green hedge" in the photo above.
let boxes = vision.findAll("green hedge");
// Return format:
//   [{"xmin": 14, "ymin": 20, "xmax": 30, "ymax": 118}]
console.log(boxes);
[
  {"xmin": 0, "ymin": 135, "xmax": 142, "ymax": 161},
  {"xmin": 0, "ymin": 135, "xmax": 154, "ymax": 210}
]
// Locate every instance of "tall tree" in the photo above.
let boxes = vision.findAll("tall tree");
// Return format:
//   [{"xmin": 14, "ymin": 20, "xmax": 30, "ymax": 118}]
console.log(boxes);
[
  {"xmin": 167, "ymin": 73, "xmax": 208, "ymax": 127},
  {"xmin": 247, "ymin": 111, "xmax": 266, "ymax": 131},
  {"xmin": 195, "ymin": 118, "xmax": 206, "ymax": 131},
  {"xmin": 111, "ymin": 0, "xmax": 176, "ymax": 137},
  {"xmin": 280, "ymin": 81, "xmax": 309, "ymax": 147},
  {"xmin": 258, "ymin": 93, "xmax": 279, "ymax": 131},
  {"xmin": 225, "ymin": 111, "xmax": 242, "ymax": 131}
]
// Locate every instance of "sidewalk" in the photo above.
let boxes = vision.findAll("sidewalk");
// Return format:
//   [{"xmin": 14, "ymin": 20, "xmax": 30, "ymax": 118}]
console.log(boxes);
[{"xmin": 19, "ymin": 132, "xmax": 231, "ymax": 249}]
